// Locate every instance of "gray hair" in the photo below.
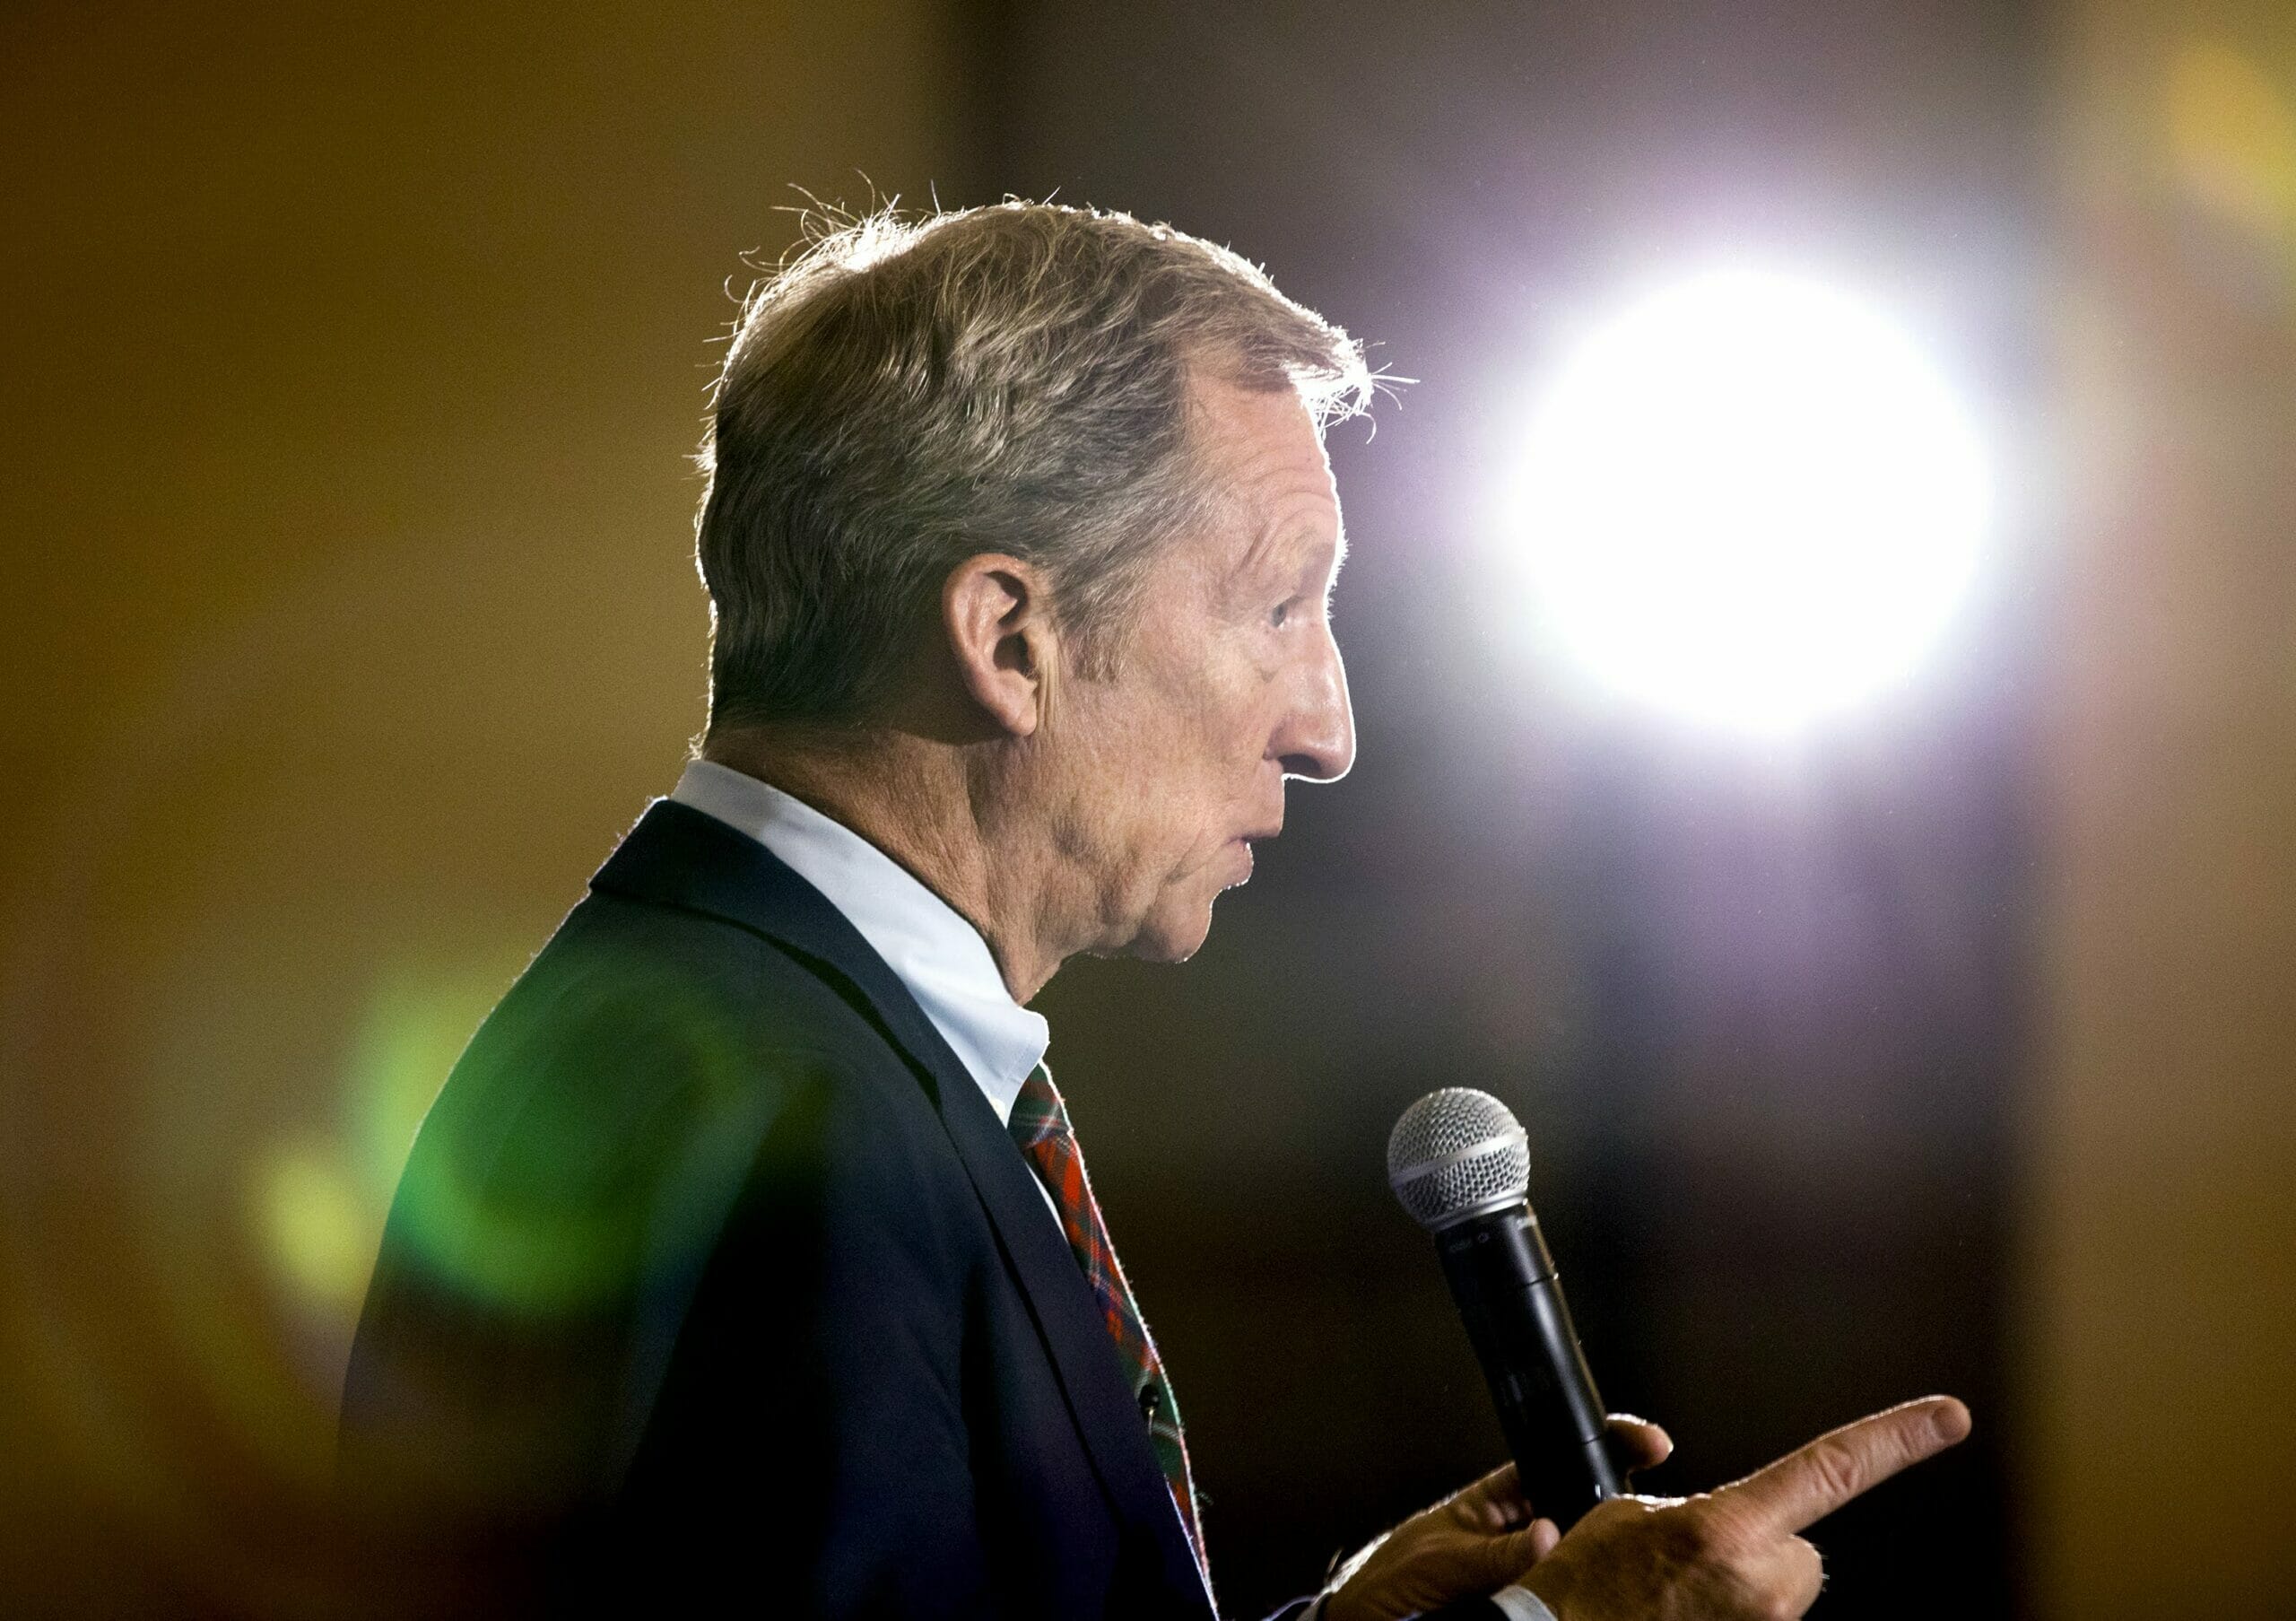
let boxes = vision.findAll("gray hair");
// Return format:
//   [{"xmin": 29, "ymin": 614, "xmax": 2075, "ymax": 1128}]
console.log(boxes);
[{"xmin": 694, "ymin": 201, "xmax": 1372, "ymax": 731}]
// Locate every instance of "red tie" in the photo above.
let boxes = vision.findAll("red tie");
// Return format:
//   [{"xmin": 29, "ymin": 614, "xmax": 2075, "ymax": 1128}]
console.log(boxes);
[{"xmin": 1007, "ymin": 1063, "xmax": 1211, "ymax": 1592}]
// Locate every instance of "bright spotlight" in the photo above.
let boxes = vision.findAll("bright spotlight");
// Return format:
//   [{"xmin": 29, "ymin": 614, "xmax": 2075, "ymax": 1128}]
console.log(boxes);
[{"xmin": 1507, "ymin": 268, "xmax": 1992, "ymax": 729}]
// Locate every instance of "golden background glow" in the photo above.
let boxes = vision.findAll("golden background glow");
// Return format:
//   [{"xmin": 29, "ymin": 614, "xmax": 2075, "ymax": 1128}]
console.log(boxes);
[{"xmin": 2, "ymin": 5, "xmax": 958, "ymax": 1608}]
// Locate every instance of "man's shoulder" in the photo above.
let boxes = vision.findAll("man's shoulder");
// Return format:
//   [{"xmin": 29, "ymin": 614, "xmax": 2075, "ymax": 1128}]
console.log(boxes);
[
  {"xmin": 501, "ymin": 883, "xmax": 868, "ymax": 1068},
  {"xmin": 420, "ymin": 884, "xmax": 944, "ymax": 1215},
  {"xmin": 341, "ymin": 878, "xmax": 982, "ymax": 1521}
]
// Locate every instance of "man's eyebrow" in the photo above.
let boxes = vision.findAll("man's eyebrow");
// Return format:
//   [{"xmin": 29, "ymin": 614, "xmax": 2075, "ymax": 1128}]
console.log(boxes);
[
  {"xmin": 1223, "ymin": 518, "xmax": 1287, "ymax": 592},
  {"xmin": 1221, "ymin": 512, "xmax": 1345, "ymax": 612}
]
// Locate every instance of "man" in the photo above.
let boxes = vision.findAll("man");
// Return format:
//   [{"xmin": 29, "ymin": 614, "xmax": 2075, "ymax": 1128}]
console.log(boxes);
[{"xmin": 340, "ymin": 202, "xmax": 1968, "ymax": 1619}]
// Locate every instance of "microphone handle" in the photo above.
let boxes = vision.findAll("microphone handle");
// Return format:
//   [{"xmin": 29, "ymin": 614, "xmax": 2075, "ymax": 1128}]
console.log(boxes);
[{"xmin": 1434, "ymin": 1204, "xmax": 1622, "ymax": 1530}]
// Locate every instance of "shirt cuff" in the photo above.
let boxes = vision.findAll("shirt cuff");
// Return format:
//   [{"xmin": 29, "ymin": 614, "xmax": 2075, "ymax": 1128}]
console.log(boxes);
[{"xmin": 1491, "ymin": 1586, "xmax": 1559, "ymax": 1621}]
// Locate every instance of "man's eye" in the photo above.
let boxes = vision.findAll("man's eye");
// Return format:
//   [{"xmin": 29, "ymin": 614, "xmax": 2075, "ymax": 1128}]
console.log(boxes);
[{"xmin": 1270, "ymin": 597, "xmax": 1294, "ymax": 628}]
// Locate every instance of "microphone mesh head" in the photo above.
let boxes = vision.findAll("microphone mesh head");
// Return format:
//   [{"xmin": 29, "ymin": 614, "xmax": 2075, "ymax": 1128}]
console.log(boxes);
[{"xmin": 1387, "ymin": 1088, "xmax": 1531, "ymax": 1229}]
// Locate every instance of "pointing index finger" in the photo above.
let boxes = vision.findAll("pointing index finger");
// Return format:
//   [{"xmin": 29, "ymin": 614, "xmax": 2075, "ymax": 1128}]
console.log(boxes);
[{"xmin": 1714, "ymin": 1397, "xmax": 1971, "ymax": 1537}]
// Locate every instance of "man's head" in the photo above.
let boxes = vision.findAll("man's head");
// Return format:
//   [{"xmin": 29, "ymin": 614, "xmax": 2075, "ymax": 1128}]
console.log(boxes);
[{"xmin": 697, "ymin": 202, "xmax": 1372, "ymax": 981}]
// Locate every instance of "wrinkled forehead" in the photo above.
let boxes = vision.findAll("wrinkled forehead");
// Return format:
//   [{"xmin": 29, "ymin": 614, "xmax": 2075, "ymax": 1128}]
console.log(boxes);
[{"xmin": 1185, "ymin": 373, "xmax": 1344, "ymax": 567}]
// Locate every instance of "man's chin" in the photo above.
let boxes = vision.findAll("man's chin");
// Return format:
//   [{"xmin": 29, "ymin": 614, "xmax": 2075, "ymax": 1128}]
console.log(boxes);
[{"xmin": 1105, "ymin": 897, "xmax": 1219, "ymax": 966}]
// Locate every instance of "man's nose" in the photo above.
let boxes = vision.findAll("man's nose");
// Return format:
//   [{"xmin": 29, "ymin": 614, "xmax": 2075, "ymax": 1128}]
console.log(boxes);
[{"xmin": 1273, "ymin": 630, "xmax": 1355, "ymax": 782}]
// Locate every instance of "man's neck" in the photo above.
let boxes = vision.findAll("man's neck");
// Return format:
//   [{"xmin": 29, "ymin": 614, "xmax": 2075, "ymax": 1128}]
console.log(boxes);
[{"xmin": 701, "ymin": 728, "xmax": 1068, "ymax": 1003}]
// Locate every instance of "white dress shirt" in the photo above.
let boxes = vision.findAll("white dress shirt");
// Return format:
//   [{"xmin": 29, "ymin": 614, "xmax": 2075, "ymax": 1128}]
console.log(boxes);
[
  {"xmin": 670, "ymin": 758, "xmax": 1051, "ymax": 1125},
  {"xmin": 667, "ymin": 759, "xmax": 1553, "ymax": 1621}
]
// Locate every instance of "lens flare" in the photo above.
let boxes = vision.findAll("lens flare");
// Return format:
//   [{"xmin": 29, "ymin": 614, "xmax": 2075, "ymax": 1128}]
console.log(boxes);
[
  {"xmin": 1504, "ymin": 268, "xmax": 1993, "ymax": 729},
  {"xmin": 251, "ymin": 1144, "xmax": 371, "ymax": 1313},
  {"xmin": 340, "ymin": 950, "xmax": 763, "ymax": 1319}
]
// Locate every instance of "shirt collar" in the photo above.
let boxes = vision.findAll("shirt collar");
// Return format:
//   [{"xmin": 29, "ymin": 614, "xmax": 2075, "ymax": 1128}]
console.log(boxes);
[{"xmin": 667, "ymin": 759, "xmax": 1049, "ymax": 1126}]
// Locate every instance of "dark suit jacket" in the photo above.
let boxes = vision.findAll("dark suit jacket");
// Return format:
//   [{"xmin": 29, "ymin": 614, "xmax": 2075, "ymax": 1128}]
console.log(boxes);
[{"xmin": 339, "ymin": 799, "xmax": 1251, "ymax": 1619}]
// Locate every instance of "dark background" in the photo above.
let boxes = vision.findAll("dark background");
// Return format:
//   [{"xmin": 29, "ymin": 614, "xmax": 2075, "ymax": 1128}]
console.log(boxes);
[{"xmin": 6, "ymin": 2, "xmax": 2292, "ymax": 1617}]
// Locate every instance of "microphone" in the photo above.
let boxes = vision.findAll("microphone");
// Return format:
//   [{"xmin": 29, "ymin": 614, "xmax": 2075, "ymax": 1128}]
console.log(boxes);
[{"xmin": 1387, "ymin": 1087, "xmax": 1622, "ymax": 1529}]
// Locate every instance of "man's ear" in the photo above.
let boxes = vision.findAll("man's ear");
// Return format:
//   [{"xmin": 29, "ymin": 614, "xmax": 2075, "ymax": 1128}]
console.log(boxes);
[{"xmin": 943, "ymin": 553, "xmax": 1057, "ymax": 738}]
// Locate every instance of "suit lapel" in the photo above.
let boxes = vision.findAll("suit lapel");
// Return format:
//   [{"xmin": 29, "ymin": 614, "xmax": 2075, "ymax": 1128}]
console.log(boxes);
[{"xmin": 591, "ymin": 800, "xmax": 1213, "ymax": 1613}]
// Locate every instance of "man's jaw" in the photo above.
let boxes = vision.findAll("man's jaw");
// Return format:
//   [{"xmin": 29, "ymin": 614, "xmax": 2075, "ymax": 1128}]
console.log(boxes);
[{"xmin": 1103, "ymin": 829, "xmax": 1281, "ymax": 967}]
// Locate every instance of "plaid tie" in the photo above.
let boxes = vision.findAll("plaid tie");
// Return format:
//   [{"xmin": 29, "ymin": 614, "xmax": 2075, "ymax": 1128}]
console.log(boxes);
[{"xmin": 1007, "ymin": 1063, "xmax": 1210, "ymax": 1590}]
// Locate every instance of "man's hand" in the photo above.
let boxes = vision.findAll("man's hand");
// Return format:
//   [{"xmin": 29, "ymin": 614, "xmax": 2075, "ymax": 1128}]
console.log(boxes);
[
  {"xmin": 1321, "ymin": 1416, "xmax": 1672, "ymax": 1621},
  {"xmin": 1518, "ymin": 1396, "xmax": 1973, "ymax": 1620}
]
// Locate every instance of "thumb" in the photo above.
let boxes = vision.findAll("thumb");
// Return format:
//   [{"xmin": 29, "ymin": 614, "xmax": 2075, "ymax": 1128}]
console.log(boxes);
[
  {"xmin": 1474, "ymin": 1517, "xmax": 1561, "ymax": 1590},
  {"xmin": 1443, "ymin": 1461, "xmax": 1526, "ymax": 1534}
]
